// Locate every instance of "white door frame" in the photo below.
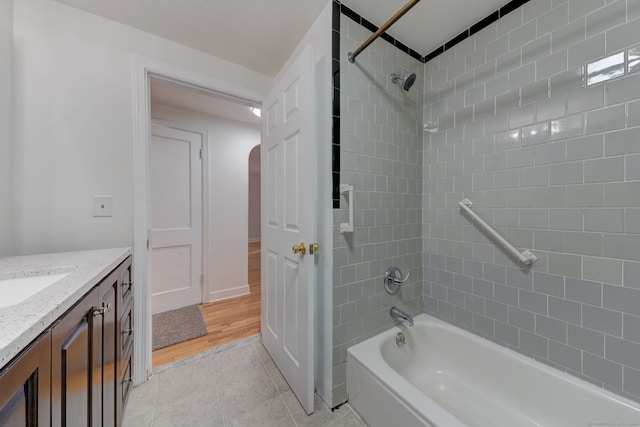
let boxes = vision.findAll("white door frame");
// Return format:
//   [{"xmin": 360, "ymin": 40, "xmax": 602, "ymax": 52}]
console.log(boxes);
[{"xmin": 131, "ymin": 56, "xmax": 263, "ymax": 384}]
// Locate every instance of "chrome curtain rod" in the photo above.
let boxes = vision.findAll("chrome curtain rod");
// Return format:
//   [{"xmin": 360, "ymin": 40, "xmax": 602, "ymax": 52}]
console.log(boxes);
[{"xmin": 347, "ymin": 0, "xmax": 421, "ymax": 63}]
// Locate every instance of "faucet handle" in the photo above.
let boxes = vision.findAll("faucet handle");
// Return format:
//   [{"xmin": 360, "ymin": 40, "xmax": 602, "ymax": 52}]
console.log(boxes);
[
  {"xmin": 390, "ymin": 272, "xmax": 410, "ymax": 284},
  {"xmin": 384, "ymin": 266, "xmax": 409, "ymax": 294}
]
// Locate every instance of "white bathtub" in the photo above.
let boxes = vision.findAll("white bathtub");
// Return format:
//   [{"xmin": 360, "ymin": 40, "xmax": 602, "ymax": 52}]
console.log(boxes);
[{"xmin": 347, "ymin": 314, "xmax": 640, "ymax": 427}]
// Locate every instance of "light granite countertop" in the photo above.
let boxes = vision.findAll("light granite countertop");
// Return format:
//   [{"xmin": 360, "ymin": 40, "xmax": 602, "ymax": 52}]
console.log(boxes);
[{"xmin": 0, "ymin": 247, "xmax": 132, "ymax": 371}]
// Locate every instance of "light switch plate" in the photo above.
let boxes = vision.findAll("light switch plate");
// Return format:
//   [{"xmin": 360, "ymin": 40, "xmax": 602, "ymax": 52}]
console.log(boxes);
[{"xmin": 93, "ymin": 195, "xmax": 113, "ymax": 217}]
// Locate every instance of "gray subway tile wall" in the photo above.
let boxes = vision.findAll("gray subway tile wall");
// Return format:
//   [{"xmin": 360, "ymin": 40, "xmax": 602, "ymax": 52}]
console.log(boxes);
[
  {"xmin": 423, "ymin": 0, "xmax": 640, "ymax": 403},
  {"xmin": 332, "ymin": 14, "xmax": 424, "ymax": 406}
]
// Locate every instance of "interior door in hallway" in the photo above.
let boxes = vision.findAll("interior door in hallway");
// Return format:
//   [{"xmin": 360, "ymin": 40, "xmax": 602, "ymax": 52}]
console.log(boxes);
[
  {"xmin": 150, "ymin": 124, "xmax": 203, "ymax": 315},
  {"xmin": 261, "ymin": 45, "xmax": 316, "ymax": 414}
]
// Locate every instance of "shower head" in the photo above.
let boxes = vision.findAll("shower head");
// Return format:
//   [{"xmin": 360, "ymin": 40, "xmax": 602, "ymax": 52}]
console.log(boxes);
[{"xmin": 390, "ymin": 72, "xmax": 417, "ymax": 91}]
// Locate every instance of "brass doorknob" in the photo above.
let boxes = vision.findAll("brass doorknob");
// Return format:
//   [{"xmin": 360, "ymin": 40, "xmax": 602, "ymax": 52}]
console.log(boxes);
[
  {"xmin": 309, "ymin": 243, "xmax": 320, "ymax": 255},
  {"xmin": 292, "ymin": 242, "xmax": 306, "ymax": 255}
]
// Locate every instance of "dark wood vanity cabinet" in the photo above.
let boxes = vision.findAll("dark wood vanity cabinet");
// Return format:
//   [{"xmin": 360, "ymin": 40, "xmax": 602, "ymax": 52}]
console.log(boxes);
[
  {"xmin": 51, "ymin": 255, "xmax": 132, "ymax": 427},
  {"xmin": 116, "ymin": 261, "xmax": 133, "ymax": 426},
  {"xmin": 0, "ymin": 332, "xmax": 51, "ymax": 427},
  {"xmin": 102, "ymin": 255, "xmax": 134, "ymax": 426},
  {"xmin": 99, "ymin": 266, "xmax": 119, "ymax": 427},
  {"xmin": 0, "ymin": 254, "xmax": 132, "ymax": 427}
]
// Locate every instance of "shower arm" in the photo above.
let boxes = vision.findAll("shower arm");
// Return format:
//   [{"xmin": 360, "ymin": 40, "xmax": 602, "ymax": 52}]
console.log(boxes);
[{"xmin": 347, "ymin": 0, "xmax": 421, "ymax": 63}]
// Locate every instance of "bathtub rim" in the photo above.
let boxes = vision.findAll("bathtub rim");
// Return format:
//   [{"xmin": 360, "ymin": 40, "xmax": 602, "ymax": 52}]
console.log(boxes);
[
  {"xmin": 347, "ymin": 313, "xmax": 640, "ymax": 425},
  {"xmin": 347, "ymin": 350, "xmax": 464, "ymax": 427},
  {"xmin": 347, "ymin": 316, "xmax": 467, "ymax": 427}
]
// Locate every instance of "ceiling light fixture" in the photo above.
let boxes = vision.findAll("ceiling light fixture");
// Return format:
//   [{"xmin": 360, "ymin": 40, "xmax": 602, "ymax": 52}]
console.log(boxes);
[{"xmin": 250, "ymin": 107, "xmax": 261, "ymax": 118}]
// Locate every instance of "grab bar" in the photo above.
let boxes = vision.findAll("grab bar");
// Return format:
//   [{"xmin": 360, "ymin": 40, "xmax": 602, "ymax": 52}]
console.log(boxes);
[
  {"xmin": 458, "ymin": 199, "xmax": 537, "ymax": 265},
  {"xmin": 340, "ymin": 184, "xmax": 354, "ymax": 233}
]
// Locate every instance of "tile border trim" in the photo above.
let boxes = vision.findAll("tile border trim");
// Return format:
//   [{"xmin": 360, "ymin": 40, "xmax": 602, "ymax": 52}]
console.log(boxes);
[
  {"xmin": 339, "ymin": 2, "xmax": 423, "ymax": 61},
  {"xmin": 423, "ymin": 0, "xmax": 531, "ymax": 63},
  {"xmin": 332, "ymin": 0, "xmax": 341, "ymax": 208},
  {"xmin": 336, "ymin": 0, "xmax": 532, "ymax": 64},
  {"xmin": 331, "ymin": 0, "xmax": 531, "ymax": 206}
]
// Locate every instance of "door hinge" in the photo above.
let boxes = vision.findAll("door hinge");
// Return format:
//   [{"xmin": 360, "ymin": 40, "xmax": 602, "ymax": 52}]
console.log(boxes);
[
  {"xmin": 199, "ymin": 148, "xmax": 203, "ymax": 160},
  {"xmin": 200, "ymin": 274, "xmax": 204, "ymax": 287}
]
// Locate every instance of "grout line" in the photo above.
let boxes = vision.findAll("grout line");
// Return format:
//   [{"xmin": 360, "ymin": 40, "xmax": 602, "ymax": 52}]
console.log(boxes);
[
  {"xmin": 279, "ymin": 393, "xmax": 300, "ymax": 427},
  {"xmin": 149, "ymin": 375, "xmax": 159, "ymax": 426}
]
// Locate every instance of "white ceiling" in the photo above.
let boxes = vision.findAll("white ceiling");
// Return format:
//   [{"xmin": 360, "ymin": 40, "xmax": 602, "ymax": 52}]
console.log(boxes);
[
  {"xmin": 342, "ymin": 0, "xmax": 508, "ymax": 55},
  {"xmin": 54, "ymin": 0, "xmax": 511, "ymax": 77},
  {"xmin": 53, "ymin": 0, "xmax": 328, "ymax": 77}
]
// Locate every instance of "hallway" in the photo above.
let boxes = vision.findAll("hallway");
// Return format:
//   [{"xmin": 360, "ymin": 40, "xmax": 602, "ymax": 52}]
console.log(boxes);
[{"xmin": 152, "ymin": 242, "xmax": 262, "ymax": 368}]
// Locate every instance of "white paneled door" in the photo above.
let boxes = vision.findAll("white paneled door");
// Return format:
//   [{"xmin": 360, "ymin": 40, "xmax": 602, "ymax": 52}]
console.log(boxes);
[
  {"xmin": 150, "ymin": 124, "xmax": 203, "ymax": 315},
  {"xmin": 261, "ymin": 45, "xmax": 317, "ymax": 415}
]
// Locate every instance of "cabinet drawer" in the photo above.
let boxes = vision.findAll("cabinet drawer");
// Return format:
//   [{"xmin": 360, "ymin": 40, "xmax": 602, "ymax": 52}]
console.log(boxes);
[
  {"xmin": 119, "ymin": 264, "xmax": 133, "ymax": 312},
  {"xmin": 119, "ymin": 300, "xmax": 134, "ymax": 361},
  {"xmin": 118, "ymin": 263, "xmax": 133, "ymax": 308},
  {"xmin": 118, "ymin": 356, "xmax": 133, "ymax": 423}
]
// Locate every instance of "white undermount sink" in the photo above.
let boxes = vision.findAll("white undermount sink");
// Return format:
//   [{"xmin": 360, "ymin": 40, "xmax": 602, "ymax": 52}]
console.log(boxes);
[{"xmin": 0, "ymin": 270, "xmax": 72, "ymax": 308}]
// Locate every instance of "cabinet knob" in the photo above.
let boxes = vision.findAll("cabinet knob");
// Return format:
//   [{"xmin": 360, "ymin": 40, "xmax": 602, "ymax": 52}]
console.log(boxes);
[{"xmin": 92, "ymin": 302, "xmax": 113, "ymax": 317}]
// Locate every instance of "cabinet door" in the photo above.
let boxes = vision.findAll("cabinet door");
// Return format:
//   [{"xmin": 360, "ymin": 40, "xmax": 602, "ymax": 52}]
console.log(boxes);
[
  {"xmin": 99, "ymin": 273, "xmax": 118, "ymax": 427},
  {"xmin": 51, "ymin": 288, "xmax": 98, "ymax": 427},
  {"xmin": 0, "ymin": 332, "xmax": 51, "ymax": 427}
]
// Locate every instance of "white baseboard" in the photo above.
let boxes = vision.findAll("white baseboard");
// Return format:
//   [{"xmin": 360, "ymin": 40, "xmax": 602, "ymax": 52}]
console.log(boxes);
[
  {"xmin": 248, "ymin": 238, "xmax": 261, "ymax": 243},
  {"xmin": 208, "ymin": 285, "xmax": 250, "ymax": 303}
]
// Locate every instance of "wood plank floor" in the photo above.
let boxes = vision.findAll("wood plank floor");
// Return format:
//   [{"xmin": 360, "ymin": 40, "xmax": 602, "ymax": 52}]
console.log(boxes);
[{"xmin": 152, "ymin": 242, "xmax": 261, "ymax": 368}]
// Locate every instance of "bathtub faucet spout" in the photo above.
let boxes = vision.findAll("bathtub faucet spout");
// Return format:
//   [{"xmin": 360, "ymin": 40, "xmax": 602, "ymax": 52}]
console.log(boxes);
[{"xmin": 390, "ymin": 306, "xmax": 414, "ymax": 326}]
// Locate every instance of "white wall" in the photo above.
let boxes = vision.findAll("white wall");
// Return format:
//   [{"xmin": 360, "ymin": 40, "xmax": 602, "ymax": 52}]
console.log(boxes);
[
  {"xmin": 248, "ymin": 146, "xmax": 261, "ymax": 242},
  {"xmin": 12, "ymin": 0, "xmax": 335, "ymax": 407},
  {"xmin": 0, "ymin": 0, "xmax": 13, "ymax": 256},
  {"xmin": 11, "ymin": 0, "xmax": 272, "ymax": 255},
  {"xmin": 151, "ymin": 103, "xmax": 260, "ymax": 302}
]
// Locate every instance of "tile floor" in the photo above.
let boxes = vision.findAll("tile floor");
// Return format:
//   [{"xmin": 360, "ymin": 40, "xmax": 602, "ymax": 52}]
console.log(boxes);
[{"xmin": 123, "ymin": 338, "xmax": 366, "ymax": 427}]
